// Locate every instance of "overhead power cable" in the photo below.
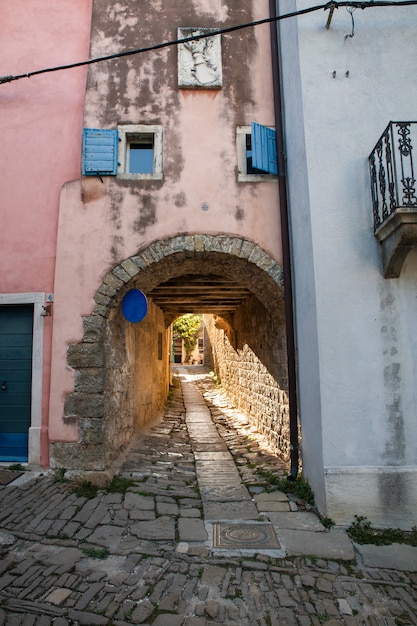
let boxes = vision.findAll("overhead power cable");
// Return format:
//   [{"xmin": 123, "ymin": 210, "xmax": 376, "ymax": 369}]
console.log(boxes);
[{"xmin": 1, "ymin": 0, "xmax": 416, "ymax": 85}]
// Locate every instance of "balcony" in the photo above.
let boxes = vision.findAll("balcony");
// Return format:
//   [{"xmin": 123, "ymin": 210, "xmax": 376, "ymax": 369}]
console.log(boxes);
[{"xmin": 369, "ymin": 122, "xmax": 417, "ymax": 277}]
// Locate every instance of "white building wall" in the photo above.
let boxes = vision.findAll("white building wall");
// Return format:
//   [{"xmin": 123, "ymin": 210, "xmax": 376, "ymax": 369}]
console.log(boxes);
[{"xmin": 279, "ymin": 1, "xmax": 417, "ymax": 527}]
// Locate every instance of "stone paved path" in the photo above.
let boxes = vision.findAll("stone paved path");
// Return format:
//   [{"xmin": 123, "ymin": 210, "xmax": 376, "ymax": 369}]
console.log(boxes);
[{"xmin": 0, "ymin": 367, "xmax": 416, "ymax": 625}]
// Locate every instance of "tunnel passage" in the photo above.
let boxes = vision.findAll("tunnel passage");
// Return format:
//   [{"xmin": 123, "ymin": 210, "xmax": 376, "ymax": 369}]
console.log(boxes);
[{"xmin": 51, "ymin": 235, "xmax": 290, "ymax": 475}]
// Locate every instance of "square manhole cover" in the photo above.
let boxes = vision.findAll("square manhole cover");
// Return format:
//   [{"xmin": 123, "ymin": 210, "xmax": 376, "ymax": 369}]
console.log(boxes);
[{"xmin": 212, "ymin": 522, "xmax": 280, "ymax": 549}]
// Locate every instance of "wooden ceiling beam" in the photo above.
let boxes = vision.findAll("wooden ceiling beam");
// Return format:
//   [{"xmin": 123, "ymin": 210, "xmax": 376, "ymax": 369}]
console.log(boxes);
[{"xmin": 146, "ymin": 273, "xmax": 251, "ymax": 316}]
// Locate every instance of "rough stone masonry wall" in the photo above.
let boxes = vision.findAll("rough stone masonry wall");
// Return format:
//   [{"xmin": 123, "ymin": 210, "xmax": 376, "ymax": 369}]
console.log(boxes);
[
  {"xmin": 103, "ymin": 299, "xmax": 169, "ymax": 458},
  {"xmin": 204, "ymin": 296, "xmax": 291, "ymax": 463},
  {"xmin": 51, "ymin": 299, "xmax": 169, "ymax": 473}
]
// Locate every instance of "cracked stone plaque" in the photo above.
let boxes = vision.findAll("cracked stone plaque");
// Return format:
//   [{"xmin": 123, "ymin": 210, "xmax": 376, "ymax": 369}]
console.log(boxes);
[{"xmin": 212, "ymin": 522, "xmax": 281, "ymax": 549}]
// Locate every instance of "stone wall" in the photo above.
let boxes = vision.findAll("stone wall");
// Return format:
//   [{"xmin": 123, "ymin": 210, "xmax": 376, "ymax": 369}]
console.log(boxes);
[
  {"xmin": 51, "ymin": 300, "xmax": 169, "ymax": 472},
  {"xmin": 204, "ymin": 295, "xmax": 290, "ymax": 462},
  {"xmin": 103, "ymin": 299, "xmax": 169, "ymax": 457}
]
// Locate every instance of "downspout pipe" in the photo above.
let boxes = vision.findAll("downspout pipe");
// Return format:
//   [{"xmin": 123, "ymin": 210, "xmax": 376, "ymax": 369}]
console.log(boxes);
[{"xmin": 269, "ymin": 0, "xmax": 299, "ymax": 481}]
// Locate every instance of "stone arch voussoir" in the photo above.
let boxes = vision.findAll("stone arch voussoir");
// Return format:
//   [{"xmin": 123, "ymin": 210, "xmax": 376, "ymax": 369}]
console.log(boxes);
[{"xmin": 92, "ymin": 235, "xmax": 283, "ymax": 316}]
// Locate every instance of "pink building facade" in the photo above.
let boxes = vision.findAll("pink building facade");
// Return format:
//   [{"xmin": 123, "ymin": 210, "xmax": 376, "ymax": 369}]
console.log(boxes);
[
  {"xmin": 0, "ymin": 1, "xmax": 93, "ymax": 466},
  {"xmin": 1, "ymin": 1, "xmax": 285, "ymax": 478}
]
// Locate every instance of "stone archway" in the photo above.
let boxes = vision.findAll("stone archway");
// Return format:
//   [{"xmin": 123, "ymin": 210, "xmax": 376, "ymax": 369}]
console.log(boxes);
[{"xmin": 50, "ymin": 235, "xmax": 285, "ymax": 477}]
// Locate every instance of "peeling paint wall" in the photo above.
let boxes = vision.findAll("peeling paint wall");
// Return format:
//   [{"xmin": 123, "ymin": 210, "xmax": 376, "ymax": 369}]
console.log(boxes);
[{"xmin": 76, "ymin": 0, "xmax": 279, "ymax": 263}]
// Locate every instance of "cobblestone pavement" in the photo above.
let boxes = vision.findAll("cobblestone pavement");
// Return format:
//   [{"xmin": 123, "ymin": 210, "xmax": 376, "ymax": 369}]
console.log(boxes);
[{"xmin": 0, "ymin": 367, "xmax": 416, "ymax": 625}]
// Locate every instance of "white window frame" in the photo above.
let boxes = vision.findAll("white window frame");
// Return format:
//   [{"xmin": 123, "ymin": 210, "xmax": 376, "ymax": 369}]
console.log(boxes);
[
  {"xmin": 117, "ymin": 124, "xmax": 163, "ymax": 180},
  {"xmin": 236, "ymin": 126, "xmax": 277, "ymax": 182},
  {"xmin": 0, "ymin": 292, "xmax": 45, "ymax": 466}
]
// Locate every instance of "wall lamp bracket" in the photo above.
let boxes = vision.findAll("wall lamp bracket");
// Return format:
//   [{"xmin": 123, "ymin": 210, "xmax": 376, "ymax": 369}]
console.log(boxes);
[{"xmin": 41, "ymin": 304, "xmax": 53, "ymax": 317}]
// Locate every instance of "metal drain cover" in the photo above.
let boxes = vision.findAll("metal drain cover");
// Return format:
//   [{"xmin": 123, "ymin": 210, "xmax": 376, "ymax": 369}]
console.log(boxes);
[{"xmin": 212, "ymin": 522, "xmax": 280, "ymax": 549}]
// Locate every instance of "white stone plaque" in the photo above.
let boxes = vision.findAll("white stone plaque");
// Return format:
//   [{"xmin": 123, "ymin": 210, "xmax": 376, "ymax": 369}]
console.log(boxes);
[{"xmin": 178, "ymin": 27, "xmax": 222, "ymax": 89}]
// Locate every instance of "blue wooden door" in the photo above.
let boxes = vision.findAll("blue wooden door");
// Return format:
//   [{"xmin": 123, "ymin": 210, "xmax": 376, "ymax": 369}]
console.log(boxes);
[{"xmin": 0, "ymin": 305, "xmax": 33, "ymax": 462}]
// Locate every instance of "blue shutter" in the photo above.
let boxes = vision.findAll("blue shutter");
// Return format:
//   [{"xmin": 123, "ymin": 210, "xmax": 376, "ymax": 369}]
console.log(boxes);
[
  {"xmin": 251, "ymin": 122, "xmax": 278, "ymax": 175},
  {"xmin": 82, "ymin": 128, "xmax": 118, "ymax": 175}
]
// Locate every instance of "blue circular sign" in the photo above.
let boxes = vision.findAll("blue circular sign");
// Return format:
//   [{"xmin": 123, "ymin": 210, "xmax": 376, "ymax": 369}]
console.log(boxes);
[{"xmin": 121, "ymin": 289, "xmax": 148, "ymax": 323}]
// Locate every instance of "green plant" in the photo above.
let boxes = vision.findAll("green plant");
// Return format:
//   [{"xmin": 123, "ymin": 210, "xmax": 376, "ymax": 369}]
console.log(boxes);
[
  {"xmin": 173, "ymin": 313, "xmax": 202, "ymax": 362},
  {"xmin": 395, "ymin": 612, "xmax": 415, "ymax": 625},
  {"xmin": 191, "ymin": 483, "xmax": 201, "ymax": 496},
  {"xmin": 123, "ymin": 608, "xmax": 133, "ymax": 622},
  {"xmin": 347, "ymin": 515, "xmax": 417, "ymax": 546},
  {"xmin": 53, "ymin": 468, "xmax": 67, "ymax": 483},
  {"xmin": 321, "ymin": 516, "xmax": 335, "ymax": 529},
  {"xmin": 256, "ymin": 469, "xmax": 315, "ymax": 505},
  {"xmin": 8, "ymin": 463, "xmax": 25, "ymax": 471},
  {"xmin": 307, "ymin": 555, "xmax": 318, "ymax": 565},
  {"xmin": 82, "ymin": 547, "xmax": 109, "ymax": 559},
  {"xmin": 72, "ymin": 481, "xmax": 99, "ymax": 499},
  {"xmin": 136, "ymin": 490, "xmax": 155, "ymax": 498},
  {"xmin": 106, "ymin": 475, "xmax": 134, "ymax": 494}
]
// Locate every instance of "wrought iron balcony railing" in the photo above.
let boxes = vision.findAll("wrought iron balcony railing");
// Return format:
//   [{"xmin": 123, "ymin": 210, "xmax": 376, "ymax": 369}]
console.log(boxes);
[
  {"xmin": 369, "ymin": 121, "xmax": 417, "ymax": 232},
  {"xmin": 369, "ymin": 122, "xmax": 417, "ymax": 277}
]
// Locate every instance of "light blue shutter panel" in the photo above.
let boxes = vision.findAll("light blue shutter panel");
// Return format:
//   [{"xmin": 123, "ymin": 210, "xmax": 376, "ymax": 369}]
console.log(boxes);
[
  {"xmin": 251, "ymin": 122, "xmax": 278, "ymax": 175},
  {"xmin": 82, "ymin": 129, "xmax": 118, "ymax": 175}
]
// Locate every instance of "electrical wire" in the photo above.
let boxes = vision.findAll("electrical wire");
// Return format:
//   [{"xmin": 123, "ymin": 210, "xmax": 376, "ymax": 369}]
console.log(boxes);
[
  {"xmin": 345, "ymin": 6, "xmax": 357, "ymax": 38},
  {"xmin": 1, "ymin": 0, "xmax": 416, "ymax": 85}
]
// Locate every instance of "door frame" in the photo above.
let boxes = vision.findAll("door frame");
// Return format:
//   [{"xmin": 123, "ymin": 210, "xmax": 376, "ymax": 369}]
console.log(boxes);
[{"xmin": 0, "ymin": 293, "xmax": 45, "ymax": 465}]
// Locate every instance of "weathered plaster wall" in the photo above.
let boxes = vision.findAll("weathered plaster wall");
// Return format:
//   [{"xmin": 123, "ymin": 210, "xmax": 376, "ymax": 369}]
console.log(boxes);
[
  {"xmin": 204, "ymin": 295, "xmax": 290, "ymax": 461},
  {"xmin": 49, "ymin": 0, "xmax": 282, "ymax": 466},
  {"xmin": 0, "ymin": 1, "xmax": 93, "ymax": 466},
  {"xmin": 279, "ymin": 1, "xmax": 417, "ymax": 527},
  {"xmin": 79, "ymin": 0, "xmax": 279, "ymax": 266}
]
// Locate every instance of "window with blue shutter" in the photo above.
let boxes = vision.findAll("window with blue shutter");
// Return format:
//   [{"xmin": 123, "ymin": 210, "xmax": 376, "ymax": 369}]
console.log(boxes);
[
  {"xmin": 245, "ymin": 134, "xmax": 265, "ymax": 175},
  {"xmin": 82, "ymin": 129, "xmax": 118, "ymax": 176},
  {"xmin": 251, "ymin": 122, "xmax": 278, "ymax": 175}
]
